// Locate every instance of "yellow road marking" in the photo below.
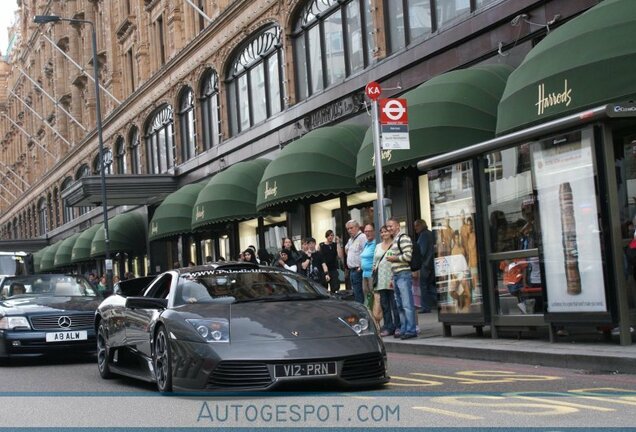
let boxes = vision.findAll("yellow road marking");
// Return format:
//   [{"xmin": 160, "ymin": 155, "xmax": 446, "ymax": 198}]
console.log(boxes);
[
  {"xmin": 508, "ymin": 394, "xmax": 614, "ymax": 412},
  {"xmin": 432, "ymin": 395, "xmax": 578, "ymax": 415},
  {"xmin": 413, "ymin": 405, "xmax": 482, "ymax": 420},
  {"xmin": 388, "ymin": 375, "xmax": 444, "ymax": 386}
]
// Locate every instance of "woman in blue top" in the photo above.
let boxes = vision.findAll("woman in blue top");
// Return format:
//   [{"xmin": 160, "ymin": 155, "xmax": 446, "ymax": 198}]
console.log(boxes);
[{"xmin": 360, "ymin": 223, "xmax": 377, "ymax": 310}]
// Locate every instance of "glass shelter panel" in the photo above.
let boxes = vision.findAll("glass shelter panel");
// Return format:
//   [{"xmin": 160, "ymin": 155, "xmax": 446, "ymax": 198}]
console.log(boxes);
[
  {"xmin": 428, "ymin": 161, "xmax": 482, "ymax": 315},
  {"xmin": 484, "ymin": 145, "xmax": 543, "ymax": 316}
]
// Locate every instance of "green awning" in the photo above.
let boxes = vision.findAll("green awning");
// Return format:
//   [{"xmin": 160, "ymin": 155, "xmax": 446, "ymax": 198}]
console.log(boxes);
[
  {"xmin": 91, "ymin": 212, "xmax": 146, "ymax": 257},
  {"xmin": 356, "ymin": 64, "xmax": 512, "ymax": 183},
  {"xmin": 257, "ymin": 125, "xmax": 366, "ymax": 211},
  {"xmin": 71, "ymin": 224, "xmax": 101, "ymax": 263},
  {"xmin": 497, "ymin": 0, "xmax": 636, "ymax": 134},
  {"xmin": 192, "ymin": 159, "xmax": 270, "ymax": 230},
  {"xmin": 33, "ymin": 247, "xmax": 47, "ymax": 273},
  {"xmin": 149, "ymin": 183, "xmax": 205, "ymax": 241},
  {"xmin": 53, "ymin": 233, "xmax": 80, "ymax": 268},
  {"xmin": 40, "ymin": 242, "xmax": 62, "ymax": 272}
]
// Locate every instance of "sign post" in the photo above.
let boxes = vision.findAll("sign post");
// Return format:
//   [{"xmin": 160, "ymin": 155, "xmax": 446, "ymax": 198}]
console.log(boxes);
[
  {"xmin": 366, "ymin": 81, "xmax": 387, "ymax": 228},
  {"xmin": 380, "ymin": 98, "xmax": 410, "ymax": 149}
]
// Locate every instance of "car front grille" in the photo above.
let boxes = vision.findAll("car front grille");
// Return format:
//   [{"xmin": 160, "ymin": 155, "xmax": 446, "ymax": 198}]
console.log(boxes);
[
  {"xmin": 30, "ymin": 313, "xmax": 94, "ymax": 330},
  {"xmin": 207, "ymin": 361, "xmax": 273, "ymax": 389},
  {"xmin": 341, "ymin": 353, "xmax": 386, "ymax": 381}
]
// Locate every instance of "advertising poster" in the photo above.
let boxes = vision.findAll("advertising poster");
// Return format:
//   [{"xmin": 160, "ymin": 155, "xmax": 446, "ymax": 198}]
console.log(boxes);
[{"xmin": 532, "ymin": 129, "xmax": 607, "ymax": 313}]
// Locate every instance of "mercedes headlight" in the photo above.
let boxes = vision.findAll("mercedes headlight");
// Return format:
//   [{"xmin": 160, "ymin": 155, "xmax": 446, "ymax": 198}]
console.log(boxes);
[
  {"xmin": 339, "ymin": 314, "xmax": 373, "ymax": 335},
  {"xmin": 186, "ymin": 318, "xmax": 229, "ymax": 343},
  {"xmin": 0, "ymin": 316, "xmax": 31, "ymax": 330}
]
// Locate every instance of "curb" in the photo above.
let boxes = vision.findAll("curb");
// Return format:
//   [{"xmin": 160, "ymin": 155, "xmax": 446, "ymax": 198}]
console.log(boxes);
[{"xmin": 383, "ymin": 341, "xmax": 636, "ymax": 374}]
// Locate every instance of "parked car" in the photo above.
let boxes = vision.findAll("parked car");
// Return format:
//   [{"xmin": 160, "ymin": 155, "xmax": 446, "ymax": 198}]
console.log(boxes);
[
  {"xmin": 0, "ymin": 274, "xmax": 101, "ymax": 360},
  {"xmin": 95, "ymin": 262, "xmax": 388, "ymax": 392}
]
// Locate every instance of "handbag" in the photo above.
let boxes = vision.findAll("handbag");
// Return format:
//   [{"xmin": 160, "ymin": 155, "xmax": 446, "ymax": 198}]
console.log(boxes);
[{"xmin": 371, "ymin": 248, "xmax": 389, "ymax": 288}]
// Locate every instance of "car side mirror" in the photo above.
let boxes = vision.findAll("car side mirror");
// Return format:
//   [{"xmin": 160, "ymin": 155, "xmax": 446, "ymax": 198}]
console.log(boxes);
[{"xmin": 126, "ymin": 296, "xmax": 168, "ymax": 310}]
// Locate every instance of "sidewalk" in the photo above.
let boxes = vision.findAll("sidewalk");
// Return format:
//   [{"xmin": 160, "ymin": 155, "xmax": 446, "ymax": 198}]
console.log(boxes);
[{"xmin": 383, "ymin": 311, "xmax": 636, "ymax": 374}]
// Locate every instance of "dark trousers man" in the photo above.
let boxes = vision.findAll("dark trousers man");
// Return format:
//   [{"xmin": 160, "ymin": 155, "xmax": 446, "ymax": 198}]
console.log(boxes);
[
  {"xmin": 350, "ymin": 269, "xmax": 363, "ymax": 303},
  {"xmin": 419, "ymin": 269, "xmax": 437, "ymax": 312}
]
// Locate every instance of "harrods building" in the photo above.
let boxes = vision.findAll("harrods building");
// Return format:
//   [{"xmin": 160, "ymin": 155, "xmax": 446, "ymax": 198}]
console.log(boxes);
[{"xmin": 1, "ymin": 0, "xmax": 635, "ymax": 343}]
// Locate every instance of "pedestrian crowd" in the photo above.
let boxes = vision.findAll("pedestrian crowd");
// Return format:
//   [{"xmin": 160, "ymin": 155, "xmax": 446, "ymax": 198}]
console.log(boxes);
[{"xmin": 223, "ymin": 217, "xmax": 437, "ymax": 341}]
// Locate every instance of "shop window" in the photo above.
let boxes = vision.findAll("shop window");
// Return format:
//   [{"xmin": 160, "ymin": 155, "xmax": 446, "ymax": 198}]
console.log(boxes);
[
  {"xmin": 226, "ymin": 26, "xmax": 283, "ymax": 137},
  {"xmin": 428, "ymin": 162, "xmax": 482, "ymax": 315},
  {"xmin": 436, "ymin": 0, "xmax": 470, "ymax": 28},
  {"xmin": 115, "ymin": 136, "xmax": 127, "ymax": 174},
  {"xmin": 93, "ymin": 148, "xmax": 113, "ymax": 175},
  {"xmin": 178, "ymin": 87, "xmax": 196, "ymax": 162},
  {"xmin": 385, "ymin": 0, "xmax": 432, "ymax": 54},
  {"xmin": 145, "ymin": 105, "xmax": 175, "ymax": 174},
  {"xmin": 128, "ymin": 126, "xmax": 141, "ymax": 174},
  {"xmin": 486, "ymin": 151, "xmax": 502, "ymax": 181},
  {"xmin": 199, "ymin": 69, "xmax": 220, "ymax": 150},
  {"xmin": 38, "ymin": 197, "xmax": 47, "ymax": 236},
  {"xmin": 61, "ymin": 177, "xmax": 74, "ymax": 223},
  {"xmin": 293, "ymin": 0, "xmax": 373, "ymax": 101},
  {"xmin": 75, "ymin": 165, "xmax": 91, "ymax": 216}
]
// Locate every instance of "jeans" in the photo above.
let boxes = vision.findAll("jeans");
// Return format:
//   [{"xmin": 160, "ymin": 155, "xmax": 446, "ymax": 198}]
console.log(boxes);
[
  {"xmin": 419, "ymin": 269, "xmax": 437, "ymax": 311},
  {"xmin": 379, "ymin": 289, "xmax": 400, "ymax": 333},
  {"xmin": 350, "ymin": 269, "xmax": 364, "ymax": 304},
  {"xmin": 393, "ymin": 271, "xmax": 417, "ymax": 335}
]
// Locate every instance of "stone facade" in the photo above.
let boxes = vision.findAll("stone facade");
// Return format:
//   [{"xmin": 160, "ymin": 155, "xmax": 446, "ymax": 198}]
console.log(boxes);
[{"xmin": 0, "ymin": 0, "xmax": 598, "ymax": 241}]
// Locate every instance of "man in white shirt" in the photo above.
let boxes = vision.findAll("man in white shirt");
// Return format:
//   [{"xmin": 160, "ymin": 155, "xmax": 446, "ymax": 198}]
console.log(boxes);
[{"xmin": 344, "ymin": 219, "xmax": 366, "ymax": 303}]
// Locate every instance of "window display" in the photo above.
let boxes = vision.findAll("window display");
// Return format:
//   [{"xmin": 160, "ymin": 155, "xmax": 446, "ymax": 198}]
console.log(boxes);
[
  {"xmin": 428, "ymin": 162, "xmax": 482, "ymax": 314},
  {"xmin": 531, "ymin": 128, "xmax": 607, "ymax": 313}
]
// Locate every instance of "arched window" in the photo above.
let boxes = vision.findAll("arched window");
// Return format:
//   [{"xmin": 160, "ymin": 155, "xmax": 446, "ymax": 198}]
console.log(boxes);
[
  {"xmin": 61, "ymin": 177, "xmax": 74, "ymax": 223},
  {"xmin": 199, "ymin": 69, "xmax": 220, "ymax": 150},
  {"xmin": 76, "ymin": 165, "xmax": 91, "ymax": 216},
  {"xmin": 115, "ymin": 136, "xmax": 127, "ymax": 174},
  {"xmin": 129, "ymin": 126, "xmax": 141, "ymax": 174},
  {"xmin": 93, "ymin": 148, "xmax": 113, "ymax": 175},
  {"xmin": 227, "ymin": 26, "xmax": 284, "ymax": 137},
  {"xmin": 385, "ymin": 0, "xmax": 433, "ymax": 54},
  {"xmin": 38, "ymin": 197, "xmax": 48, "ymax": 236},
  {"xmin": 178, "ymin": 87, "xmax": 196, "ymax": 162},
  {"xmin": 145, "ymin": 105, "xmax": 175, "ymax": 174},
  {"xmin": 293, "ymin": 0, "xmax": 373, "ymax": 101}
]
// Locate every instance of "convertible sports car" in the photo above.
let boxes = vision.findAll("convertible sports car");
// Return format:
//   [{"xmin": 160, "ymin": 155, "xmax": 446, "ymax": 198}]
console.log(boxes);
[
  {"xmin": 0, "ymin": 274, "xmax": 100, "ymax": 359},
  {"xmin": 95, "ymin": 262, "xmax": 388, "ymax": 392}
]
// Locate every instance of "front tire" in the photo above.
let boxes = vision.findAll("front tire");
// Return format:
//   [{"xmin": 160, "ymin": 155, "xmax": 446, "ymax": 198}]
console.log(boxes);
[
  {"xmin": 97, "ymin": 322, "xmax": 113, "ymax": 379},
  {"xmin": 153, "ymin": 326, "xmax": 173, "ymax": 393}
]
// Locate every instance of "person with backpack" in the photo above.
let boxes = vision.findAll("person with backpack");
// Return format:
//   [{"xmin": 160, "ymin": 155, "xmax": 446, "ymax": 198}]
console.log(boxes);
[{"xmin": 385, "ymin": 217, "xmax": 417, "ymax": 340}]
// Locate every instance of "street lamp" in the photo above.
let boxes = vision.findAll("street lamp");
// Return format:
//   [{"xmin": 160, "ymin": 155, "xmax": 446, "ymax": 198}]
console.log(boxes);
[{"xmin": 33, "ymin": 15, "xmax": 112, "ymax": 287}]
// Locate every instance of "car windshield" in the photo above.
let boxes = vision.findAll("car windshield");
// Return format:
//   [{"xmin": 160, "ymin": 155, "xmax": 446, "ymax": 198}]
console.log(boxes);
[
  {"xmin": 0, "ymin": 275, "xmax": 98, "ymax": 298},
  {"xmin": 176, "ymin": 269, "xmax": 330, "ymax": 305}
]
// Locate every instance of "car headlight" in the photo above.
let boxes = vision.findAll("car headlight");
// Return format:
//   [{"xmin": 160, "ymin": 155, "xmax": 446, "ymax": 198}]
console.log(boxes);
[
  {"xmin": 339, "ymin": 314, "xmax": 373, "ymax": 335},
  {"xmin": 186, "ymin": 318, "xmax": 229, "ymax": 343},
  {"xmin": 0, "ymin": 316, "xmax": 31, "ymax": 330}
]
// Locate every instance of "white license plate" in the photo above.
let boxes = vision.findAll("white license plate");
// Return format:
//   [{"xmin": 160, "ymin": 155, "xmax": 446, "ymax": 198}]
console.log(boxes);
[
  {"xmin": 45, "ymin": 331, "xmax": 88, "ymax": 342},
  {"xmin": 274, "ymin": 362, "xmax": 336, "ymax": 378}
]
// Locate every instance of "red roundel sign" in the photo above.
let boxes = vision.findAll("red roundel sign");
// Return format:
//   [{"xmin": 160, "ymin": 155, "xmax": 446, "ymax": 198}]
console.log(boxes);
[
  {"xmin": 379, "ymin": 98, "xmax": 408, "ymax": 124},
  {"xmin": 365, "ymin": 81, "xmax": 382, "ymax": 100}
]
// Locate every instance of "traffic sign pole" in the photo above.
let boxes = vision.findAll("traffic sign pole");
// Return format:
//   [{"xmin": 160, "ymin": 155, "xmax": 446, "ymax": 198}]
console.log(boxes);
[{"xmin": 366, "ymin": 82, "xmax": 386, "ymax": 229}]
